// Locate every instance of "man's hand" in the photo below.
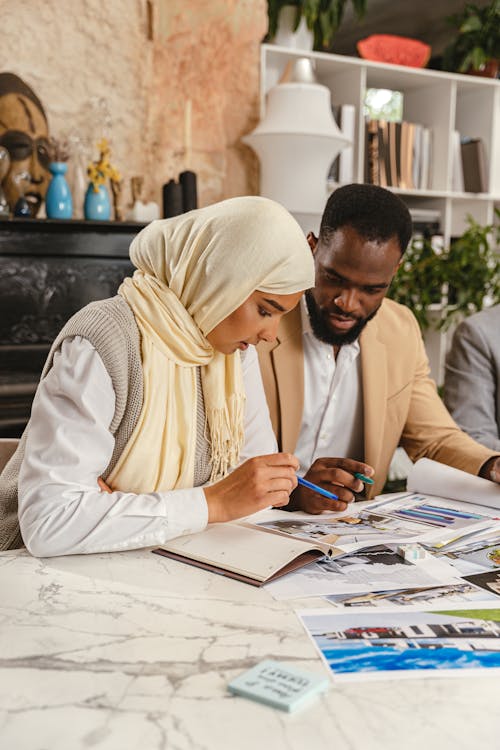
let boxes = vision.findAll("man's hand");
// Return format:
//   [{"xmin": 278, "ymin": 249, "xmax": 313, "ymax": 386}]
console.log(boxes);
[
  {"xmin": 288, "ymin": 457, "xmax": 375, "ymax": 514},
  {"xmin": 479, "ymin": 456, "xmax": 500, "ymax": 484}
]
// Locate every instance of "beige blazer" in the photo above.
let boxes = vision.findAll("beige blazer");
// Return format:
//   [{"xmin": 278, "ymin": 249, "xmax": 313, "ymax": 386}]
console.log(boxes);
[{"xmin": 257, "ymin": 299, "xmax": 496, "ymax": 499}]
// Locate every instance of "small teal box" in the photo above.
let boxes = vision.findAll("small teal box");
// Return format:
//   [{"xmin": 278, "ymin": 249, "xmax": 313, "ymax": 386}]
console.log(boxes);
[{"xmin": 228, "ymin": 659, "xmax": 329, "ymax": 712}]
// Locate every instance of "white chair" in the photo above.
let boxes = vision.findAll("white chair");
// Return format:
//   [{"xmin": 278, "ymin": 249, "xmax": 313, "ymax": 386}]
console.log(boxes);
[{"xmin": 0, "ymin": 438, "xmax": 19, "ymax": 473}]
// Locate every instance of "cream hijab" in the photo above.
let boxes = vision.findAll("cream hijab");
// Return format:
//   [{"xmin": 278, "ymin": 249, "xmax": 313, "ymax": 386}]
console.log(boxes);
[{"xmin": 108, "ymin": 196, "xmax": 314, "ymax": 493}]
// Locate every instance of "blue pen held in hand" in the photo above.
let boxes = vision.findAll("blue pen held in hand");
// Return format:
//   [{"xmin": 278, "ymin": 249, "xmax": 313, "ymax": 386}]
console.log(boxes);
[
  {"xmin": 297, "ymin": 476, "xmax": 339, "ymax": 501},
  {"xmin": 297, "ymin": 471, "xmax": 375, "ymax": 499}
]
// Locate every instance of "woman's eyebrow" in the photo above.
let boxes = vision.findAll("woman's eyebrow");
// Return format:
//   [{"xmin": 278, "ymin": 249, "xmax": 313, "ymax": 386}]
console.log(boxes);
[{"xmin": 263, "ymin": 298, "xmax": 286, "ymax": 312}]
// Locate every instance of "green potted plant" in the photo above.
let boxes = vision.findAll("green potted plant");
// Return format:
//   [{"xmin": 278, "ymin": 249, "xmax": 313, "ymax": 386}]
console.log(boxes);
[
  {"xmin": 387, "ymin": 235, "xmax": 446, "ymax": 332},
  {"xmin": 388, "ymin": 210, "xmax": 500, "ymax": 332},
  {"xmin": 266, "ymin": 0, "xmax": 367, "ymax": 51},
  {"xmin": 442, "ymin": 0, "xmax": 500, "ymax": 76},
  {"xmin": 445, "ymin": 212, "xmax": 500, "ymax": 323}
]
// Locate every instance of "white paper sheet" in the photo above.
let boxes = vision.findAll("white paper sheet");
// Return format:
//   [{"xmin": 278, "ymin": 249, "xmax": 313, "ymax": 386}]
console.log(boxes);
[{"xmin": 408, "ymin": 458, "xmax": 500, "ymax": 510}]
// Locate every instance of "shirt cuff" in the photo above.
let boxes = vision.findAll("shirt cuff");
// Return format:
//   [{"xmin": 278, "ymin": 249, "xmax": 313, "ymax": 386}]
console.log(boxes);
[{"xmin": 161, "ymin": 486, "xmax": 209, "ymax": 540}]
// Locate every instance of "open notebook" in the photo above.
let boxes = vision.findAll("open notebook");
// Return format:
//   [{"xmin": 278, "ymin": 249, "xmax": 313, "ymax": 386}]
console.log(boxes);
[{"xmin": 153, "ymin": 522, "xmax": 343, "ymax": 587}]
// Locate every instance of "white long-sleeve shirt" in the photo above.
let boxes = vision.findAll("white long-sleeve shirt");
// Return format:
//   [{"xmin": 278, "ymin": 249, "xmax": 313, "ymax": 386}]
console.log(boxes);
[
  {"xmin": 295, "ymin": 299, "xmax": 364, "ymax": 474},
  {"xmin": 18, "ymin": 337, "xmax": 277, "ymax": 557}
]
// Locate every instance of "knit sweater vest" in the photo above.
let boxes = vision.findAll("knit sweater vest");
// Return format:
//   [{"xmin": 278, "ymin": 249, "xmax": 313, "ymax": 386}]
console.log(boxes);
[{"xmin": 0, "ymin": 295, "xmax": 212, "ymax": 551}]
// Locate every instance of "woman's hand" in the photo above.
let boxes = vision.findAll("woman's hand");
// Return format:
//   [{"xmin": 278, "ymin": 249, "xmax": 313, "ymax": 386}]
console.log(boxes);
[
  {"xmin": 97, "ymin": 477, "xmax": 112, "ymax": 493},
  {"xmin": 288, "ymin": 457, "xmax": 375, "ymax": 514},
  {"xmin": 204, "ymin": 453, "xmax": 299, "ymax": 523}
]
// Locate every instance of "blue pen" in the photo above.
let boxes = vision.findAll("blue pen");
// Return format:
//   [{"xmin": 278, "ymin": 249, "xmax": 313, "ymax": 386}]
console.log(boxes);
[{"xmin": 297, "ymin": 476, "xmax": 338, "ymax": 501}]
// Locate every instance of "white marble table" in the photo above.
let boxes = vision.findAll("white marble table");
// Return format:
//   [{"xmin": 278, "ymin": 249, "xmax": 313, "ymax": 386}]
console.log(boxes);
[{"xmin": 1, "ymin": 546, "xmax": 499, "ymax": 750}]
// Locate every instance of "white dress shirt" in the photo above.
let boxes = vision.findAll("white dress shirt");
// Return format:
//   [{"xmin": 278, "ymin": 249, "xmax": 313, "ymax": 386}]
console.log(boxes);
[
  {"xmin": 295, "ymin": 299, "xmax": 364, "ymax": 475},
  {"xmin": 18, "ymin": 337, "xmax": 277, "ymax": 557}
]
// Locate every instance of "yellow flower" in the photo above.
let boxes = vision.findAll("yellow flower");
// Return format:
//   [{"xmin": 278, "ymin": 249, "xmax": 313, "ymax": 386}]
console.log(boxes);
[{"xmin": 87, "ymin": 139, "xmax": 120, "ymax": 191}]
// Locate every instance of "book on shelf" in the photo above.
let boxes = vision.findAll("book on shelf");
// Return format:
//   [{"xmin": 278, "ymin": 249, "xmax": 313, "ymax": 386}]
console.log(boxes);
[
  {"xmin": 365, "ymin": 119, "xmax": 380, "ymax": 185},
  {"xmin": 451, "ymin": 130, "xmax": 464, "ymax": 192},
  {"xmin": 412, "ymin": 124, "xmax": 423, "ymax": 190},
  {"xmin": 461, "ymin": 137, "xmax": 488, "ymax": 193},
  {"xmin": 153, "ymin": 521, "xmax": 343, "ymax": 587},
  {"xmin": 364, "ymin": 118, "xmax": 432, "ymax": 191},
  {"xmin": 377, "ymin": 120, "xmax": 389, "ymax": 187},
  {"xmin": 402, "ymin": 121, "xmax": 416, "ymax": 190},
  {"xmin": 388, "ymin": 120, "xmax": 399, "ymax": 189},
  {"xmin": 419, "ymin": 127, "xmax": 432, "ymax": 190}
]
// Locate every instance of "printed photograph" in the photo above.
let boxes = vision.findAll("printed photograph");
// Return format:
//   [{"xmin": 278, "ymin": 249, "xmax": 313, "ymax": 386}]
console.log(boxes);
[
  {"xmin": 447, "ymin": 537, "xmax": 500, "ymax": 570},
  {"xmin": 368, "ymin": 493, "xmax": 487, "ymax": 529},
  {"xmin": 464, "ymin": 570, "xmax": 500, "ymax": 597},
  {"xmin": 300, "ymin": 609, "xmax": 500, "ymax": 680},
  {"xmin": 325, "ymin": 581, "xmax": 500, "ymax": 609},
  {"xmin": 256, "ymin": 511, "xmax": 423, "ymax": 546}
]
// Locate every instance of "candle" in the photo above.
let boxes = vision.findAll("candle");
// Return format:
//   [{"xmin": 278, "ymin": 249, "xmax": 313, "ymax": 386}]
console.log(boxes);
[{"xmin": 184, "ymin": 98, "xmax": 192, "ymax": 169}]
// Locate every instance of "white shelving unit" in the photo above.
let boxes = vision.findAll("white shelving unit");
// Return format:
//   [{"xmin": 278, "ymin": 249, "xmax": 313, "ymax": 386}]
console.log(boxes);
[
  {"xmin": 260, "ymin": 43, "xmax": 500, "ymax": 241},
  {"xmin": 259, "ymin": 44, "xmax": 500, "ymax": 384}
]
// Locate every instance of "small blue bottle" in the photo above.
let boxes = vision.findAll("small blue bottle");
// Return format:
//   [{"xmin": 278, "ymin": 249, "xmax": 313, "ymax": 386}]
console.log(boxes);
[
  {"xmin": 84, "ymin": 183, "xmax": 111, "ymax": 221},
  {"xmin": 45, "ymin": 161, "xmax": 73, "ymax": 219}
]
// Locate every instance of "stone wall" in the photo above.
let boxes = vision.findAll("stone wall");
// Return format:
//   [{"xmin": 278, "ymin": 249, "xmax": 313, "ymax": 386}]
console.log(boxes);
[{"xmin": 1, "ymin": 0, "xmax": 266, "ymax": 211}]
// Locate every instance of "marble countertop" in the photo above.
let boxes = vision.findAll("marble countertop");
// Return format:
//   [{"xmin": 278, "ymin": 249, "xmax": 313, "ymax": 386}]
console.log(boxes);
[{"xmin": 1, "ymin": 546, "xmax": 499, "ymax": 750}]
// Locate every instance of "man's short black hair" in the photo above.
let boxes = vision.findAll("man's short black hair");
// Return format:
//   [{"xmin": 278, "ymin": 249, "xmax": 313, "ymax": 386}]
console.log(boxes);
[{"xmin": 319, "ymin": 183, "xmax": 412, "ymax": 255}]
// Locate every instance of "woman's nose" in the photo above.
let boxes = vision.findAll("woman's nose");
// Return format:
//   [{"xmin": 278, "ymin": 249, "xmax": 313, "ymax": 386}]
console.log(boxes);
[{"xmin": 259, "ymin": 317, "xmax": 280, "ymax": 343}]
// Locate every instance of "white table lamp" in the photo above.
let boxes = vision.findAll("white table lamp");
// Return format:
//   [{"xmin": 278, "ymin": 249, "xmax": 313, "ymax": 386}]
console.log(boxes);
[{"xmin": 244, "ymin": 75, "xmax": 351, "ymax": 219}]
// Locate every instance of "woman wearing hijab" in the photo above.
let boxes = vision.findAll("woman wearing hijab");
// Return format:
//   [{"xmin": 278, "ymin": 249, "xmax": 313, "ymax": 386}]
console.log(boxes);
[{"xmin": 0, "ymin": 197, "xmax": 314, "ymax": 556}]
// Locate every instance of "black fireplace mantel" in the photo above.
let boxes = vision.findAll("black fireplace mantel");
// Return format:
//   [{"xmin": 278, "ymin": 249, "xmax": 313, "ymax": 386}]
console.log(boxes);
[
  {"xmin": 0, "ymin": 216, "xmax": 145, "ymax": 257},
  {"xmin": 0, "ymin": 218, "xmax": 144, "ymax": 437}
]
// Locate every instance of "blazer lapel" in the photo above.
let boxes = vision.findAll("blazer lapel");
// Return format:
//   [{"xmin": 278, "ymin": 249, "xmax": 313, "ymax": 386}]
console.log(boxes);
[
  {"xmin": 271, "ymin": 306, "xmax": 304, "ymax": 453},
  {"xmin": 360, "ymin": 315, "xmax": 387, "ymax": 474}
]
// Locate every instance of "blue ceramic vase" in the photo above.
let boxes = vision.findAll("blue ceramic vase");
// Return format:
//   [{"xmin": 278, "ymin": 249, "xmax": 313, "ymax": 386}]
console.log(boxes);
[
  {"xmin": 84, "ymin": 183, "xmax": 111, "ymax": 221},
  {"xmin": 45, "ymin": 162, "xmax": 73, "ymax": 219}
]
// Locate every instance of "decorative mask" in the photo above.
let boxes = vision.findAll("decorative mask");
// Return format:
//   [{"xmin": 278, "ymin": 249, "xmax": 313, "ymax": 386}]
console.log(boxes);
[{"xmin": 0, "ymin": 72, "xmax": 50, "ymax": 217}]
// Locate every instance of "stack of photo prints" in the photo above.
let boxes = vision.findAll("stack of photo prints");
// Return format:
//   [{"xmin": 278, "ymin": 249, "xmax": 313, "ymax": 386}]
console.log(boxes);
[{"xmin": 256, "ymin": 459, "xmax": 500, "ymax": 682}]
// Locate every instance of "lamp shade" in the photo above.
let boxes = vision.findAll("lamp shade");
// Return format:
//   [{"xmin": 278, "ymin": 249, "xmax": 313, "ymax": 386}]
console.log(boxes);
[{"xmin": 244, "ymin": 82, "xmax": 351, "ymax": 215}]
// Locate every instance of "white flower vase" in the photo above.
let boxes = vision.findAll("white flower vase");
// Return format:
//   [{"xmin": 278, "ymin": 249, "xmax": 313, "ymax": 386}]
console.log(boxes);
[{"xmin": 272, "ymin": 5, "xmax": 314, "ymax": 50}]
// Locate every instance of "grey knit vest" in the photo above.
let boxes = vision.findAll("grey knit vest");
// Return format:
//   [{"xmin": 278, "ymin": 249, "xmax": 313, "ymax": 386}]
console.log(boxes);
[{"xmin": 0, "ymin": 295, "xmax": 211, "ymax": 550}]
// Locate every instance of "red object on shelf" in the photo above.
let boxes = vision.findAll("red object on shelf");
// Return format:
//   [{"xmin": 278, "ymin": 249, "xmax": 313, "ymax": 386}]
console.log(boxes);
[{"xmin": 357, "ymin": 35, "xmax": 431, "ymax": 68}]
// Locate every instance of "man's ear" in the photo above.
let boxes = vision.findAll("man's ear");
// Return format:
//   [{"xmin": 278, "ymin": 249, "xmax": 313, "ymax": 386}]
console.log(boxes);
[{"xmin": 306, "ymin": 232, "xmax": 318, "ymax": 254}]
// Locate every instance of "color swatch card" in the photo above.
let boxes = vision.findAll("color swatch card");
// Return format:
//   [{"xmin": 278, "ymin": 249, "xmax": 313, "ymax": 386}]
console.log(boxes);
[{"xmin": 228, "ymin": 659, "xmax": 329, "ymax": 712}]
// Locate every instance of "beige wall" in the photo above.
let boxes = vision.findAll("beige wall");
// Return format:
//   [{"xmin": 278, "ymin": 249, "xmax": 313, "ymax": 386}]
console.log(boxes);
[{"xmin": 1, "ymin": 0, "xmax": 266, "ymax": 210}]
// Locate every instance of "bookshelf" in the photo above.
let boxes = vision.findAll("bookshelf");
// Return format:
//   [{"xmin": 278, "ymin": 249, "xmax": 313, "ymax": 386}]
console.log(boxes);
[
  {"xmin": 259, "ymin": 44, "xmax": 500, "ymax": 244},
  {"xmin": 258, "ymin": 45, "xmax": 499, "ymax": 385}
]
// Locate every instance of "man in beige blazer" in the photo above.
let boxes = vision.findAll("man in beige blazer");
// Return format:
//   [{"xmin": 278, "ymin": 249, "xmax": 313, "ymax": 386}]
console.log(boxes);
[{"xmin": 258, "ymin": 184, "xmax": 499, "ymax": 512}]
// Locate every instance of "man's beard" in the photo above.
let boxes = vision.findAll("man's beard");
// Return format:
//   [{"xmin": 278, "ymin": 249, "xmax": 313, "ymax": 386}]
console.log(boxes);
[{"xmin": 305, "ymin": 290, "xmax": 381, "ymax": 347}]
